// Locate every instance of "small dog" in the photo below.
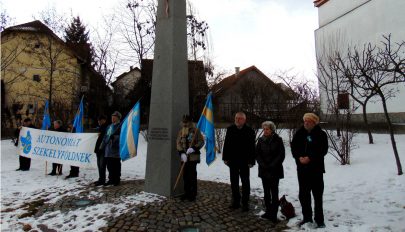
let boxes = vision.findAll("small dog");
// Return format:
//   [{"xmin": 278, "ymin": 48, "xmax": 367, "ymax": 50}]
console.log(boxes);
[{"xmin": 280, "ymin": 195, "xmax": 296, "ymax": 219}]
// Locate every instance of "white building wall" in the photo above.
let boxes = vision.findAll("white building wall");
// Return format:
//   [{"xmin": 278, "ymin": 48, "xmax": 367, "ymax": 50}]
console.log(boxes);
[{"xmin": 315, "ymin": 0, "xmax": 405, "ymax": 117}]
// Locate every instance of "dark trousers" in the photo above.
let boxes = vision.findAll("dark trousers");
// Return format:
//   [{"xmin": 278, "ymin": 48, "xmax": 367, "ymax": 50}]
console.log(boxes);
[
  {"xmin": 69, "ymin": 166, "xmax": 80, "ymax": 177},
  {"xmin": 51, "ymin": 163, "xmax": 63, "ymax": 174},
  {"xmin": 183, "ymin": 161, "xmax": 198, "ymax": 199},
  {"xmin": 106, "ymin": 157, "xmax": 121, "ymax": 184},
  {"xmin": 261, "ymin": 177, "xmax": 280, "ymax": 220},
  {"xmin": 19, "ymin": 156, "xmax": 31, "ymax": 170},
  {"xmin": 97, "ymin": 152, "xmax": 107, "ymax": 183},
  {"xmin": 298, "ymin": 170, "xmax": 324, "ymax": 224},
  {"xmin": 229, "ymin": 164, "xmax": 250, "ymax": 206}
]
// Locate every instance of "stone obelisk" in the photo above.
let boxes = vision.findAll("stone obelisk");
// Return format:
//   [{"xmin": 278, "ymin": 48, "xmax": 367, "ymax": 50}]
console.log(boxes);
[{"xmin": 144, "ymin": 0, "xmax": 188, "ymax": 197}]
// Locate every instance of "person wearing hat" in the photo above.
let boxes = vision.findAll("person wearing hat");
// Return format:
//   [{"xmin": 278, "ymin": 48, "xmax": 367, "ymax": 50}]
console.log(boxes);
[
  {"xmin": 176, "ymin": 114, "xmax": 204, "ymax": 201},
  {"xmin": 15, "ymin": 118, "xmax": 36, "ymax": 171},
  {"xmin": 100, "ymin": 111, "xmax": 122, "ymax": 186},
  {"xmin": 291, "ymin": 113, "xmax": 328, "ymax": 228}
]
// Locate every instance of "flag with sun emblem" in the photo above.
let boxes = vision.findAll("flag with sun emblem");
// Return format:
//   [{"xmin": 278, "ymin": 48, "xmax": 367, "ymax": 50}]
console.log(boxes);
[{"xmin": 119, "ymin": 101, "xmax": 141, "ymax": 161}]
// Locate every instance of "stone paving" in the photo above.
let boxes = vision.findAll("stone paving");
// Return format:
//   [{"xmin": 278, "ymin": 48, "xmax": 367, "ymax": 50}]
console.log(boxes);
[{"xmin": 34, "ymin": 180, "xmax": 291, "ymax": 231}]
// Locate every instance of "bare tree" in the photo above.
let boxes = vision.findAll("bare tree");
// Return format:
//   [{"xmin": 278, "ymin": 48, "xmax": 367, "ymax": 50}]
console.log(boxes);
[
  {"xmin": 28, "ymin": 30, "xmax": 80, "ymax": 117},
  {"xmin": 35, "ymin": 6, "xmax": 67, "ymax": 38},
  {"xmin": 117, "ymin": 0, "xmax": 157, "ymax": 68},
  {"xmin": 91, "ymin": 15, "xmax": 120, "ymax": 85},
  {"xmin": 115, "ymin": 0, "xmax": 210, "ymax": 69},
  {"xmin": 1, "ymin": 9, "xmax": 13, "ymax": 32},
  {"xmin": 186, "ymin": 1, "xmax": 209, "ymax": 61},
  {"xmin": 334, "ymin": 50, "xmax": 377, "ymax": 144},
  {"xmin": 348, "ymin": 39, "xmax": 403, "ymax": 175},
  {"xmin": 275, "ymin": 70, "xmax": 319, "ymax": 142}
]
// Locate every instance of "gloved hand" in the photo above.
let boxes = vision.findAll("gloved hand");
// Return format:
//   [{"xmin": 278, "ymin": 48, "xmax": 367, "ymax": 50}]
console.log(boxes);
[
  {"xmin": 186, "ymin": 147, "xmax": 195, "ymax": 154},
  {"xmin": 181, "ymin": 153, "xmax": 187, "ymax": 162}
]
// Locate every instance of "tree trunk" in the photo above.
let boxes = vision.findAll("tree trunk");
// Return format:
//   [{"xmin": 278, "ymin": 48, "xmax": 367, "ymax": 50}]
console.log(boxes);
[
  {"xmin": 361, "ymin": 104, "xmax": 373, "ymax": 144},
  {"xmin": 380, "ymin": 95, "xmax": 403, "ymax": 175}
]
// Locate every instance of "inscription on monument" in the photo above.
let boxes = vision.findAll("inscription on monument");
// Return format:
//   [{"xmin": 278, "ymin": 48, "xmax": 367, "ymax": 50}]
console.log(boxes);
[{"xmin": 149, "ymin": 127, "xmax": 170, "ymax": 140}]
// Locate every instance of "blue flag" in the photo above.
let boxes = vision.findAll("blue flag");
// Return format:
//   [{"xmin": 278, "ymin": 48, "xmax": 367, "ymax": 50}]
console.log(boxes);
[
  {"xmin": 196, "ymin": 92, "xmax": 216, "ymax": 165},
  {"xmin": 73, "ymin": 97, "xmax": 84, "ymax": 133},
  {"xmin": 120, "ymin": 101, "xmax": 141, "ymax": 161},
  {"xmin": 41, "ymin": 100, "xmax": 51, "ymax": 130}
]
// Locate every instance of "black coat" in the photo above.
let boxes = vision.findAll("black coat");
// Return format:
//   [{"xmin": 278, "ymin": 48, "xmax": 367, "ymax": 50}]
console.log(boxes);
[
  {"xmin": 255, "ymin": 133, "xmax": 285, "ymax": 179},
  {"xmin": 14, "ymin": 124, "xmax": 36, "ymax": 146},
  {"xmin": 222, "ymin": 124, "xmax": 256, "ymax": 166},
  {"xmin": 291, "ymin": 125, "xmax": 328, "ymax": 173},
  {"xmin": 94, "ymin": 123, "xmax": 108, "ymax": 154},
  {"xmin": 52, "ymin": 126, "xmax": 67, "ymax": 133}
]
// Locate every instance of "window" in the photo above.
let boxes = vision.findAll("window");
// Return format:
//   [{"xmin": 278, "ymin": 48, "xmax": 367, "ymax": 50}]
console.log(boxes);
[
  {"xmin": 337, "ymin": 93, "xmax": 349, "ymax": 109},
  {"xmin": 34, "ymin": 43, "xmax": 41, "ymax": 49},
  {"xmin": 33, "ymin": 75, "xmax": 41, "ymax": 82}
]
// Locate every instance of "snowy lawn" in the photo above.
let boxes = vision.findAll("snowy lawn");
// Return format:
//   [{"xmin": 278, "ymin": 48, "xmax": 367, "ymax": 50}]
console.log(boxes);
[{"xmin": 1, "ymin": 131, "xmax": 405, "ymax": 231}]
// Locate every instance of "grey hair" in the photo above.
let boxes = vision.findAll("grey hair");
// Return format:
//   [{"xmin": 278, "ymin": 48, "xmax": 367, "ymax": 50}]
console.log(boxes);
[{"xmin": 262, "ymin": 121, "xmax": 276, "ymax": 132}]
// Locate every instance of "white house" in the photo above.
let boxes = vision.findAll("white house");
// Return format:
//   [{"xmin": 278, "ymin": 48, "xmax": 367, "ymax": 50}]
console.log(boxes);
[{"xmin": 314, "ymin": 0, "xmax": 405, "ymax": 123}]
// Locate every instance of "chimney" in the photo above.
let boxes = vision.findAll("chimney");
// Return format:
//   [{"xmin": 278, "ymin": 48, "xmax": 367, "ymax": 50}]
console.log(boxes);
[
  {"xmin": 235, "ymin": 67, "xmax": 240, "ymax": 76},
  {"xmin": 130, "ymin": 66, "xmax": 133, "ymax": 70}
]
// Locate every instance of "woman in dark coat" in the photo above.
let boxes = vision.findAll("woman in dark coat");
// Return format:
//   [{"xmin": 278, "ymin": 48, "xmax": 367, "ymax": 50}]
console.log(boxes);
[{"xmin": 255, "ymin": 121, "xmax": 285, "ymax": 223}]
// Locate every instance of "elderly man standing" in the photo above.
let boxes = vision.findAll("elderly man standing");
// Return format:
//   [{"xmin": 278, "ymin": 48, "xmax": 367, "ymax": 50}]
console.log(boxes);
[
  {"xmin": 101, "ymin": 111, "xmax": 122, "ymax": 186},
  {"xmin": 291, "ymin": 113, "xmax": 328, "ymax": 228},
  {"xmin": 223, "ymin": 111, "xmax": 256, "ymax": 212}
]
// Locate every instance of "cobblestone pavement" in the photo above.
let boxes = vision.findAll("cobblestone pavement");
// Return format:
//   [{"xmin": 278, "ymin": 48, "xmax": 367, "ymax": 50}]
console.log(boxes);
[{"xmin": 35, "ymin": 180, "xmax": 290, "ymax": 232}]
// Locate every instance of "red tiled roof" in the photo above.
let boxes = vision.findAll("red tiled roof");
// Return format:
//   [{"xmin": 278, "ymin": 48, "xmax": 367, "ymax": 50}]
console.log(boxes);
[
  {"xmin": 211, "ymin": 65, "xmax": 289, "ymax": 98},
  {"xmin": 314, "ymin": 0, "xmax": 329, "ymax": 7}
]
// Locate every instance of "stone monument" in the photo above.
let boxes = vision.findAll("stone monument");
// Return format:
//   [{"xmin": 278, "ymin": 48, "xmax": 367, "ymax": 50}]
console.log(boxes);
[{"xmin": 144, "ymin": 0, "xmax": 188, "ymax": 197}]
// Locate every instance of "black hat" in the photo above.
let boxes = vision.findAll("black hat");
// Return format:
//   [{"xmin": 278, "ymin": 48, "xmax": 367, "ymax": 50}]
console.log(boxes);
[{"xmin": 182, "ymin": 114, "xmax": 192, "ymax": 123}]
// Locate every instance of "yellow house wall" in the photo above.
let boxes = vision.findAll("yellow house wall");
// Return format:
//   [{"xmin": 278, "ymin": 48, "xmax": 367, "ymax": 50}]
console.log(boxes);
[{"xmin": 1, "ymin": 31, "xmax": 81, "ymax": 121}]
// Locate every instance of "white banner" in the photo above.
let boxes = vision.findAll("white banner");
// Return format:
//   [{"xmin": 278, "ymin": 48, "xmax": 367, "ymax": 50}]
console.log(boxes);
[{"xmin": 18, "ymin": 127, "xmax": 99, "ymax": 168}]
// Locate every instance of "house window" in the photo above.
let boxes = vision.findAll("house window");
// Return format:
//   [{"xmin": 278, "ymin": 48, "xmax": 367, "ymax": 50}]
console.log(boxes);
[
  {"xmin": 34, "ymin": 43, "xmax": 41, "ymax": 49},
  {"xmin": 337, "ymin": 93, "xmax": 349, "ymax": 109},
  {"xmin": 33, "ymin": 75, "xmax": 41, "ymax": 82}
]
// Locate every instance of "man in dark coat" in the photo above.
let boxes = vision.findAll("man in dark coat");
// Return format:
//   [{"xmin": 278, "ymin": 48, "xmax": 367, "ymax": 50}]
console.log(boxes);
[
  {"xmin": 223, "ymin": 111, "xmax": 256, "ymax": 212},
  {"xmin": 15, "ymin": 118, "xmax": 36, "ymax": 171},
  {"xmin": 291, "ymin": 113, "xmax": 328, "ymax": 228},
  {"xmin": 100, "ymin": 111, "xmax": 122, "ymax": 186},
  {"xmin": 66, "ymin": 125, "xmax": 80, "ymax": 179},
  {"xmin": 94, "ymin": 115, "xmax": 108, "ymax": 186},
  {"xmin": 48, "ymin": 120, "xmax": 66, "ymax": 175}
]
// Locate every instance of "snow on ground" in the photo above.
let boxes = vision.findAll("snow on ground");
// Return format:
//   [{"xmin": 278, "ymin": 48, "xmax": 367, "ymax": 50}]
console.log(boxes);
[{"xmin": 1, "ymin": 131, "xmax": 405, "ymax": 231}]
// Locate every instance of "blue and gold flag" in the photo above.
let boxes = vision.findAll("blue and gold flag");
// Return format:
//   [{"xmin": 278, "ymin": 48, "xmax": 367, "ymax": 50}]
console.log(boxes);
[
  {"xmin": 73, "ymin": 97, "xmax": 84, "ymax": 133},
  {"xmin": 196, "ymin": 92, "xmax": 216, "ymax": 165},
  {"xmin": 41, "ymin": 100, "xmax": 51, "ymax": 130},
  {"xmin": 120, "ymin": 101, "xmax": 141, "ymax": 161}
]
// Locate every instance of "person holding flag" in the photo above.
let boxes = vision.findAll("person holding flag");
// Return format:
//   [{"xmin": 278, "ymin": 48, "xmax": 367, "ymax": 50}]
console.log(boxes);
[
  {"xmin": 100, "ymin": 111, "xmax": 122, "ymax": 186},
  {"xmin": 196, "ymin": 92, "xmax": 216, "ymax": 165},
  {"xmin": 119, "ymin": 101, "xmax": 141, "ymax": 161},
  {"xmin": 176, "ymin": 114, "xmax": 204, "ymax": 202},
  {"xmin": 66, "ymin": 97, "xmax": 84, "ymax": 179}
]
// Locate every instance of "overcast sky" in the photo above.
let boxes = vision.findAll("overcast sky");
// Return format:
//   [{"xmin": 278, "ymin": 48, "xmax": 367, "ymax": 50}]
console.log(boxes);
[{"xmin": 1, "ymin": 0, "xmax": 319, "ymax": 81}]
